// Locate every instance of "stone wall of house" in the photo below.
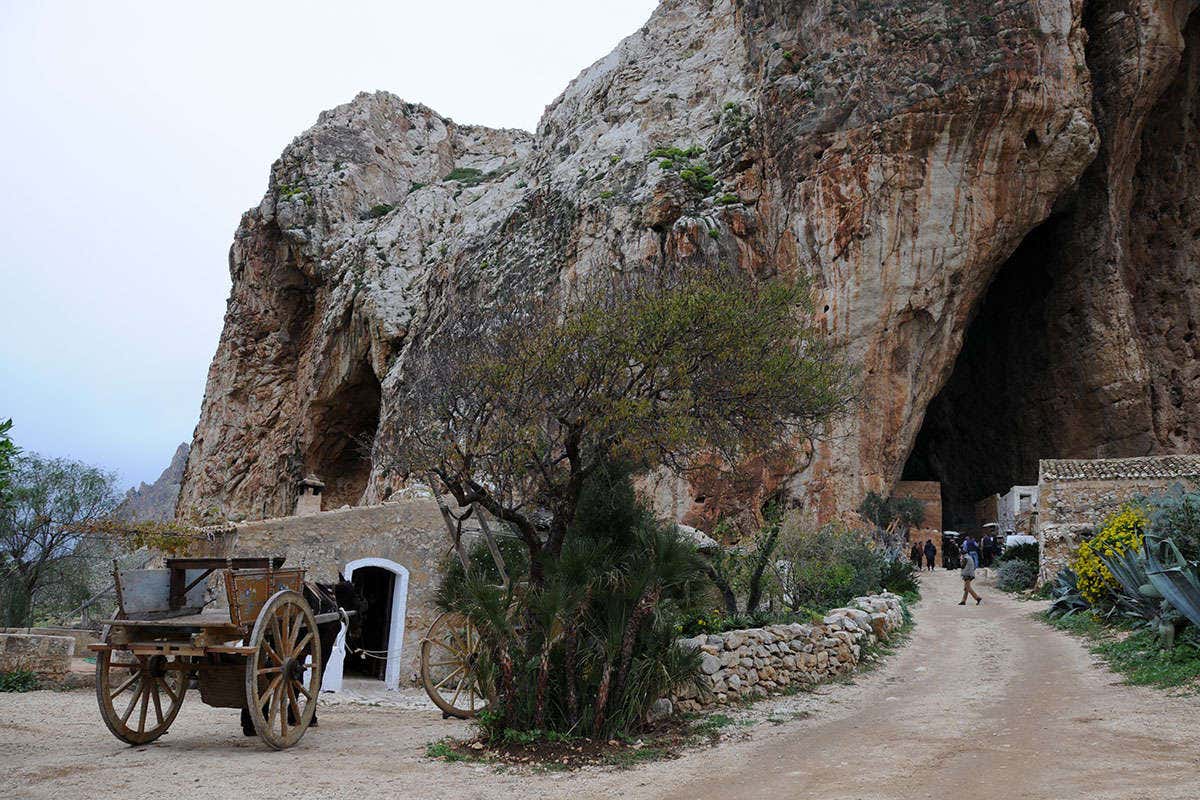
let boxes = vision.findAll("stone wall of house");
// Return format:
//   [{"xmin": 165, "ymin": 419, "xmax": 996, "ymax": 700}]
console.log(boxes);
[
  {"xmin": 1037, "ymin": 461, "xmax": 1200, "ymax": 583},
  {"xmin": 670, "ymin": 593, "xmax": 906, "ymax": 712},
  {"xmin": 0, "ymin": 633, "xmax": 75, "ymax": 680},
  {"xmin": 188, "ymin": 495, "xmax": 478, "ymax": 683}
]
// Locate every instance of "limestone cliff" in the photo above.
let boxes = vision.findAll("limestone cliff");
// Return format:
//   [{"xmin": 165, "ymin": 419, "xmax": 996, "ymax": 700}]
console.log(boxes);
[
  {"xmin": 178, "ymin": 0, "xmax": 1200, "ymax": 530},
  {"xmin": 119, "ymin": 443, "xmax": 189, "ymax": 522}
]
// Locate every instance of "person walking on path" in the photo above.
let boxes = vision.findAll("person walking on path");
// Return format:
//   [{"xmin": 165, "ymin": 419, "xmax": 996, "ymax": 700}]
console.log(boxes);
[
  {"xmin": 959, "ymin": 554, "xmax": 982, "ymax": 605},
  {"xmin": 910, "ymin": 542, "xmax": 922, "ymax": 568},
  {"xmin": 923, "ymin": 539, "xmax": 937, "ymax": 572}
]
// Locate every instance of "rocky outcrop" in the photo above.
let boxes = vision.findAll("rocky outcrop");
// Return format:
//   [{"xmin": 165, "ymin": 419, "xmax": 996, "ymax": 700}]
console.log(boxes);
[
  {"xmin": 119, "ymin": 443, "xmax": 189, "ymax": 522},
  {"xmin": 178, "ymin": 1, "xmax": 1199, "ymax": 528}
]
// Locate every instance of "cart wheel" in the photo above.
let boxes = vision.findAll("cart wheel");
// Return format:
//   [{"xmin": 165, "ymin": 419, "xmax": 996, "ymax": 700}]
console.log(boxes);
[
  {"xmin": 95, "ymin": 648, "xmax": 189, "ymax": 745},
  {"xmin": 245, "ymin": 589, "xmax": 322, "ymax": 749},
  {"xmin": 420, "ymin": 612, "xmax": 490, "ymax": 719}
]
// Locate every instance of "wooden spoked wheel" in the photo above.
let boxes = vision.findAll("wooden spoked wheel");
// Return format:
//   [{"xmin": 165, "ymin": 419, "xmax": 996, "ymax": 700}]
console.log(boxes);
[
  {"xmin": 420, "ymin": 612, "xmax": 490, "ymax": 718},
  {"xmin": 244, "ymin": 590, "xmax": 322, "ymax": 749},
  {"xmin": 95, "ymin": 648, "xmax": 190, "ymax": 745}
]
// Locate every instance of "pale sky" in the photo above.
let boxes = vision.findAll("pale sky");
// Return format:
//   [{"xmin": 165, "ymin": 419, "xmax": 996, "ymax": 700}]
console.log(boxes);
[{"xmin": 0, "ymin": 0, "xmax": 657, "ymax": 489}]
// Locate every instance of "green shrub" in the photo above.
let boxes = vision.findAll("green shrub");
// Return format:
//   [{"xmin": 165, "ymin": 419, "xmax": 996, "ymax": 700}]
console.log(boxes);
[
  {"xmin": 444, "ymin": 167, "xmax": 484, "ymax": 185},
  {"xmin": 879, "ymin": 558, "xmax": 920, "ymax": 596},
  {"xmin": 716, "ymin": 193, "xmax": 740, "ymax": 205},
  {"xmin": 1146, "ymin": 485, "xmax": 1200, "ymax": 564},
  {"xmin": 648, "ymin": 146, "xmax": 718, "ymax": 195},
  {"xmin": 775, "ymin": 522, "xmax": 883, "ymax": 611},
  {"xmin": 996, "ymin": 559, "xmax": 1038, "ymax": 592},
  {"xmin": 998, "ymin": 542, "xmax": 1039, "ymax": 565},
  {"xmin": 360, "ymin": 203, "xmax": 394, "ymax": 220},
  {"xmin": 0, "ymin": 670, "xmax": 39, "ymax": 692}
]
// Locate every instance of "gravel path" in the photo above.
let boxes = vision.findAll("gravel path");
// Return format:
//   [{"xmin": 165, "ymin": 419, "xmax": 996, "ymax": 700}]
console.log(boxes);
[{"xmin": 3, "ymin": 570, "xmax": 1198, "ymax": 799}]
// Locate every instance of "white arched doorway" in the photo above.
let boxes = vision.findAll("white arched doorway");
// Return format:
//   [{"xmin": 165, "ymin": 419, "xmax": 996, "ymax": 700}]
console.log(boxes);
[{"xmin": 327, "ymin": 557, "xmax": 409, "ymax": 691}]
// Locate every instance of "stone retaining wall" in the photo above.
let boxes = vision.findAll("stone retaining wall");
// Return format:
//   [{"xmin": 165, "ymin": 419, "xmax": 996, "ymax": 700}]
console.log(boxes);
[
  {"xmin": 670, "ymin": 593, "xmax": 907, "ymax": 712},
  {"xmin": 0, "ymin": 633, "xmax": 76, "ymax": 679}
]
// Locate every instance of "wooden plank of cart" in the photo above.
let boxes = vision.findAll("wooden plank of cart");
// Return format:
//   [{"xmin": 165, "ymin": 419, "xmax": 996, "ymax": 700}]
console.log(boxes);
[{"xmin": 89, "ymin": 556, "xmax": 333, "ymax": 750}]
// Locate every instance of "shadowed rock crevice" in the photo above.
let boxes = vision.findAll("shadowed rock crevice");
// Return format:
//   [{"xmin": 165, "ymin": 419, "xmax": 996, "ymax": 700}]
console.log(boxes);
[{"xmin": 304, "ymin": 362, "xmax": 382, "ymax": 510}]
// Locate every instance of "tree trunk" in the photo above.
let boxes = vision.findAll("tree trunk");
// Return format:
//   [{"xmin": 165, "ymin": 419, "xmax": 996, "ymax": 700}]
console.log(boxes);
[
  {"xmin": 746, "ymin": 527, "xmax": 780, "ymax": 613},
  {"xmin": 610, "ymin": 586, "xmax": 661, "ymax": 712},
  {"xmin": 705, "ymin": 565, "xmax": 738, "ymax": 615},
  {"xmin": 563, "ymin": 627, "xmax": 580, "ymax": 725},
  {"xmin": 592, "ymin": 659, "xmax": 614, "ymax": 734},
  {"xmin": 533, "ymin": 635, "xmax": 553, "ymax": 730}
]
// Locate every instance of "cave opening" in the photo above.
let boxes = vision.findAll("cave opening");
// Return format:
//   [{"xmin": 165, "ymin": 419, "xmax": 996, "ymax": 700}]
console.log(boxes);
[
  {"xmin": 901, "ymin": 215, "xmax": 1066, "ymax": 531},
  {"xmin": 305, "ymin": 363, "xmax": 382, "ymax": 510}
]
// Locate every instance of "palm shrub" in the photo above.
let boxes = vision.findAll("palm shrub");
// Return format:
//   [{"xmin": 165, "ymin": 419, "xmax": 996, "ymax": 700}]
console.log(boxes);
[{"xmin": 436, "ymin": 465, "xmax": 706, "ymax": 739}]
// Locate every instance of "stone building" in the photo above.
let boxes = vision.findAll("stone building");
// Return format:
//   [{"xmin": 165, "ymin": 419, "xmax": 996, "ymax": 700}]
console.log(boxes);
[
  {"xmin": 188, "ymin": 494, "xmax": 484, "ymax": 690},
  {"xmin": 1037, "ymin": 455, "xmax": 1200, "ymax": 582},
  {"xmin": 997, "ymin": 485, "xmax": 1038, "ymax": 535}
]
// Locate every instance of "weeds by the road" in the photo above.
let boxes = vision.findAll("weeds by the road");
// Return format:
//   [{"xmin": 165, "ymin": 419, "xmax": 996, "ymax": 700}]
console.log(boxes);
[
  {"xmin": 0, "ymin": 670, "xmax": 39, "ymax": 692},
  {"xmin": 1039, "ymin": 611, "xmax": 1200, "ymax": 692}
]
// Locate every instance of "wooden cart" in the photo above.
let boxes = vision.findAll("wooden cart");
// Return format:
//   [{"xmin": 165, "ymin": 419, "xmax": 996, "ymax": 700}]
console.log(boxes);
[{"xmin": 89, "ymin": 557, "xmax": 332, "ymax": 749}]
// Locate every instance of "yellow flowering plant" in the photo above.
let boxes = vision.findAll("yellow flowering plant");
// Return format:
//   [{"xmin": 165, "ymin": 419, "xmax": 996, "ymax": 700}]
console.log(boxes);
[{"xmin": 1071, "ymin": 504, "xmax": 1148, "ymax": 605}]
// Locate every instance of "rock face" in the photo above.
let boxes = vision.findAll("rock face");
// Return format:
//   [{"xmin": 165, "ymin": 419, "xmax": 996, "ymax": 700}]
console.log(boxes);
[
  {"xmin": 178, "ymin": 0, "xmax": 1200, "ymax": 528},
  {"xmin": 119, "ymin": 443, "xmax": 189, "ymax": 522}
]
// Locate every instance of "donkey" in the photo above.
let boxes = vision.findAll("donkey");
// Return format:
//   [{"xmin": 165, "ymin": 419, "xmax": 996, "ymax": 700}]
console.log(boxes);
[{"xmin": 241, "ymin": 579, "xmax": 365, "ymax": 735}]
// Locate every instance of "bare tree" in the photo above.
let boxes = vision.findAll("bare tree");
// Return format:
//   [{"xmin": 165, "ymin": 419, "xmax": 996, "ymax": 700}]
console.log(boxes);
[{"xmin": 376, "ymin": 266, "xmax": 855, "ymax": 582}]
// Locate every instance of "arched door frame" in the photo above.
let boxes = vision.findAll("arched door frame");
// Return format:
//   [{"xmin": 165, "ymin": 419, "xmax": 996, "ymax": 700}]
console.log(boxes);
[{"xmin": 338, "ymin": 557, "xmax": 409, "ymax": 691}]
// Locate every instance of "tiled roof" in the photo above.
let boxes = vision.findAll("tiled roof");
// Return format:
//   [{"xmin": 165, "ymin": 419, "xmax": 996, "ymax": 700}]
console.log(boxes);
[{"xmin": 1040, "ymin": 455, "xmax": 1200, "ymax": 482}]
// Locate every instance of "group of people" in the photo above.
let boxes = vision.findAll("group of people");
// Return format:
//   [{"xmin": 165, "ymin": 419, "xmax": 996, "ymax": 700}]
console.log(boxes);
[
  {"xmin": 908, "ymin": 539, "xmax": 938, "ymax": 572},
  {"xmin": 908, "ymin": 533, "xmax": 990, "ymax": 606}
]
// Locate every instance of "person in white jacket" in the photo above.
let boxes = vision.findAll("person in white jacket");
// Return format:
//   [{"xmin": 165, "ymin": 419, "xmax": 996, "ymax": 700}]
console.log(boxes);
[{"xmin": 959, "ymin": 556, "xmax": 982, "ymax": 605}]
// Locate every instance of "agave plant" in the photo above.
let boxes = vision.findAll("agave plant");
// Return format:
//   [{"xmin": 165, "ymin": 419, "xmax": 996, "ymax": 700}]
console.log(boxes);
[
  {"xmin": 1143, "ymin": 532, "xmax": 1200, "ymax": 630},
  {"xmin": 1097, "ymin": 546, "xmax": 1177, "ymax": 646},
  {"xmin": 1047, "ymin": 567, "xmax": 1090, "ymax": 617}
]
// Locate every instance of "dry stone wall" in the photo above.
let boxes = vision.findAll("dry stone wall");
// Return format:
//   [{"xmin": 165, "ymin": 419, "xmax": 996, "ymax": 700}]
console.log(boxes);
[
  {"xmin": 670, "ymin": 593, "xmax": 906, "ymax": 712},
  {"xmin": 0, "ymin": 633, "xmax": 75, "ymax": 681}
]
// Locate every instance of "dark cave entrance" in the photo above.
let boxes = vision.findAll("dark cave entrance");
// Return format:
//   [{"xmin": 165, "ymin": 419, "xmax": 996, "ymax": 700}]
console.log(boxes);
[
  {"xmin": 306, "ymin": 363, "xmax": 382, "ymax": 510},
  {"xmin": 901, "ymin": 216, "xmax": 1065, "ymax": 531}
]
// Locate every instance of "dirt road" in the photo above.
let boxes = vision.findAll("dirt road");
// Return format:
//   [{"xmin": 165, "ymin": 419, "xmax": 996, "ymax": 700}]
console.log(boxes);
[{"xmin": 3, "ymin": 570, "xmax": 1198, "ymax": 800}]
